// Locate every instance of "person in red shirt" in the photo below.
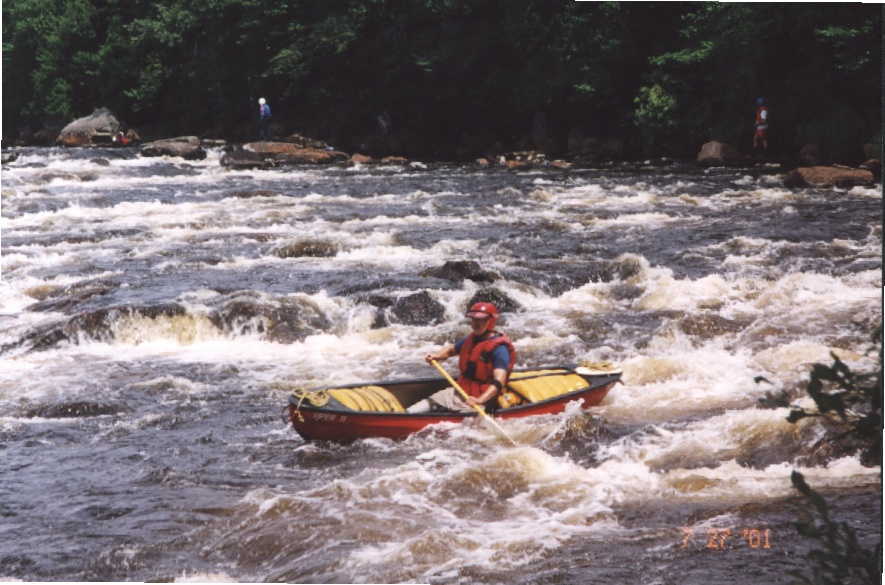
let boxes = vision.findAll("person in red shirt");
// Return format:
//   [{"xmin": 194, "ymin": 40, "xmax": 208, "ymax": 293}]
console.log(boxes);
[{"xmin": 753, "ymin": 97, "xmax": 769, "ymax": 152}]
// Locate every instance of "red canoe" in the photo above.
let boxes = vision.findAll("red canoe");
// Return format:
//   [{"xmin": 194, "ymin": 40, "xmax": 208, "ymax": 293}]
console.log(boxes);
[{"xmin": 287, "ymin": 365, "xmax": 621, "ymax": 441}]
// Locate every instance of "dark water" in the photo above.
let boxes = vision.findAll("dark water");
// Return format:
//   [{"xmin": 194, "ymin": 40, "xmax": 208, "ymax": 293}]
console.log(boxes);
[{"xmin": 0, "ymin": 147, "xmax": 880, "ymax": 583}]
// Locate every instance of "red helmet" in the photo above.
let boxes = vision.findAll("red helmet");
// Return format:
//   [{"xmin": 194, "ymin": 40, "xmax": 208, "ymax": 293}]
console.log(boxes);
[{"xmin": 465, "ymin": 302, "xmax": 498, "ymax": 320}]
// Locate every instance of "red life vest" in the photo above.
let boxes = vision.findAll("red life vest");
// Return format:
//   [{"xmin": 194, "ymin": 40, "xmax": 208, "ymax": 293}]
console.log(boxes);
[{"xmin": 457, "ymin": 332, "xmax": 516, "ymax": 398}]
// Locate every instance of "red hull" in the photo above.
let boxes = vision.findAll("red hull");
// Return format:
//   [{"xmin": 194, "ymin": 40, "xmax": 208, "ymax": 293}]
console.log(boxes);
[{"xmin": 288, "ymin": 374, "xmax": 618, "ymax": 442}]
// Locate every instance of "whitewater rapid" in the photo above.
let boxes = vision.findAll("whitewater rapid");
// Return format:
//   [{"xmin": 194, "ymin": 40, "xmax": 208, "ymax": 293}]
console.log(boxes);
[{"xmin": 0, "ymin": 146, "xmax": 880, "ymax": 583}]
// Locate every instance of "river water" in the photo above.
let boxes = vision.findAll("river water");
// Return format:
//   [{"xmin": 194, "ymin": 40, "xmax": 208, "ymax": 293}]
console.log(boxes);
[{"xmin": 0, "ymin": 146, "xmax": 881, "ymax": 584}]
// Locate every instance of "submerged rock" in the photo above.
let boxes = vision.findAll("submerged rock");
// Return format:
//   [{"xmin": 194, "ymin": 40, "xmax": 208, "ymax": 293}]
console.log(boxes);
[
  {"xmin": 3, "ymin": 304, "xmax": 188, "ymax": 353},
  {"xmin": 226, "ymin": 189, "xmax": 281, "ymax": 199},
  {"xmin": 25, "ymin": 401, "xmax": 125, "ymax": 418},
  {"xmin": 679, "ymin": 313, "xmax": 747, "ymax": 339},
  {"xmin": 273, "ymin": 239, "xmax": 339, "ymax": 258}
]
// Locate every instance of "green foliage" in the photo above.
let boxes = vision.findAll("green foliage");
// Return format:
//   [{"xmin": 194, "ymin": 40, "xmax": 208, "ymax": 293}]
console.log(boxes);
[
  {"xmin": 785, "ymin": 327, "xmax": 882, "ymax": 584},
  {"xmin": 1, "ymin": 2, "xmax": 881, "ymax": 158},
  {"xmin": 633, "ymin": 84, "xmax": 677, "ymax": 130},
  {"xmin": 786, "ymin": 328, "xmax": 882, "ymax": 467},
  {"xmin": 790, "ymin": 471, "xmax": 881, "ymax": 585}
]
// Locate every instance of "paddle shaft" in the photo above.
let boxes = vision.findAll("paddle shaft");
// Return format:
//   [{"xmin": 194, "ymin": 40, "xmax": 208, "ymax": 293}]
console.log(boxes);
[{"xmin": 429, "ymin": 359, "xmax": 518, "ymax": 446}]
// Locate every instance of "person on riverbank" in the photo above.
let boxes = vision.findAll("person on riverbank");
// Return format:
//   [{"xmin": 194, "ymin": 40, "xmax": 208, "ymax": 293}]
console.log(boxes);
[
  {"xmin": 258, "ymin": 97, "xmax": 272, "ymax": 140},
  {"xmin": 753, "ymin": 97, "xmax": 769, "ymax": 152},
  {"xmin": 408, "ymin": 302, "xmax": 516, "ymax": 413}
]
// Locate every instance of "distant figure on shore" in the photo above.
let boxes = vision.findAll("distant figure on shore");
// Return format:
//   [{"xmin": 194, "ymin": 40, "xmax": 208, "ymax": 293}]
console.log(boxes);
[
  {"xmin": 753, "ymin": 97, "xmax": 769, "ymax": 152},
  {"xmin": 258, "ymin": 97, "xmax": 272, "ymax": 140}
]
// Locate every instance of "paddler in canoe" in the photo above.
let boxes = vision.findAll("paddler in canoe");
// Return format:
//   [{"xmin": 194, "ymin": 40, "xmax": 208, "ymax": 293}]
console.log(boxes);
[
  {"xmin": 285, "ymin": 300, "xmax": 621, "ymax": 441},
  {"xmin": 408, "ymin": 301, "xmax": 517, "ymax": 413}
]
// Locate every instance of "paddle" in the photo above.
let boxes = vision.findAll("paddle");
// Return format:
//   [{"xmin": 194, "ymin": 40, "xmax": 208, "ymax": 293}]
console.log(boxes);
[{"xmin": 429, "ymin": 359, "xmax": 518, "ymax": 446}]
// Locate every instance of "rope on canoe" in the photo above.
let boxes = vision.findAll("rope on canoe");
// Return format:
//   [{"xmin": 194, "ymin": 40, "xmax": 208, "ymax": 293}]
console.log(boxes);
[
  {"xmin": 274, "ymin": 383, "xmax": 330, "ymax": 422},
  {"xmin": 578, "ymin": 360, "xmax": 618, "ymax": 372}
]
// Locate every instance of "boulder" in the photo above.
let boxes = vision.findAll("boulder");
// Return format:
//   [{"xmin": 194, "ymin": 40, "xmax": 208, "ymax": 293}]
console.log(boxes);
[
  {"xmin": 281, "ymin": 133, "xmax": 333, "ymax": 150},
  {"xmin": 273, "ymin": 239, "xmax": 338, "ymax": 258},
  {"xmin": 696, "ymin": 141, "xmax": 746, "ymax": 166},
  {"xmin": 244, "ymin": 141, "xmax": 348, "ymax": 164},
  {"xmin": 798, "ymin": 143, "xmax": 821, "ymax": 166},
  {"xmin": 466, "ymin": 288, "xmax": 522, "ymax": 314},
  {"xmin": 420, "ymin": 260, "xmax": 499, "ymax": 284},
  {"xmin": 497, "ymin": 150, "xmax": 547, "ymax": 169},
  {"xmin": 350, "ymin": 153, "xmax": 374, "ymax": 164},
  {"xmin": 56, "ymin": 108, "xmax": 121, "ymax": 147},
  {"xmin": 859, "ymin": 159, "xmax": 881, "ymax": 180},
  {"xmin": 1, "ymin": 151, "xmax": 18, "ymax": 165},
  {"xmin": 679, "ymin": 313, "xmax": 746, "ymax": 339},
  {"xmin": 783, "ymin": 166, "xmax": 875, "ymax": 189},
  {"xmin": 381, "ymin": 156, "xmax": 409, "ymax": 165},
  {"xmin": 220, "ymin": 145, "xmax": 274, "ymax": 169},
  {"xmin": 141, "ymin": 136, "xmax": 207, "ymax": 160},
  {"xmin": 389, "ymin": 291, "xmax": 446, "ymax": 326},
  {"xmin": 209, "ymin": 294, "xmax": 331, "ymax": 344}
]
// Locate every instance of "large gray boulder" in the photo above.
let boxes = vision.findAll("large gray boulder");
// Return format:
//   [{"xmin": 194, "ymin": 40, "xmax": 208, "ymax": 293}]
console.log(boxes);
[
  {"xmin": 56, "ymin": 108, "xmax": 120, "ymax": 147},
  {"xmin": 141, "ymin": 136, "xmax": 207, "ymax": 160}
]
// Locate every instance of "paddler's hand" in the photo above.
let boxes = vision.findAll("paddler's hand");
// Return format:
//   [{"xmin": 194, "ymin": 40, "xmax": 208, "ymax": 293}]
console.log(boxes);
[
  {"xmin": 466, "ymin": 395, "xmax": 486, "ymax": 410},
  {"xmin": 425, "ymin": 345, "xmax": 453, "ymax": 364}
]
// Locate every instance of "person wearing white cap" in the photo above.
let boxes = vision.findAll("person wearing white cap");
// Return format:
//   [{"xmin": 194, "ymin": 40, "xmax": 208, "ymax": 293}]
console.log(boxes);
[{"xmin": 258, "ymin": 97, "xmax": 272, "ymax": 140}]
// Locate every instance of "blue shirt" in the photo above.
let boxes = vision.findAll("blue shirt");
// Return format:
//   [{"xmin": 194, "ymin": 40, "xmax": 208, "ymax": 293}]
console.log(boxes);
[{"xmin": 260, "ymin": 104, "xmax": 271, "ymax": 119}]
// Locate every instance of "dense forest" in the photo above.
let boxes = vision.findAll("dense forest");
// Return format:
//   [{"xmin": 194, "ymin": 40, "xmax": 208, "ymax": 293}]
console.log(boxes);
[{"xmin": 3, "ymin": 1, "xmax": 881, "ymax": 161}]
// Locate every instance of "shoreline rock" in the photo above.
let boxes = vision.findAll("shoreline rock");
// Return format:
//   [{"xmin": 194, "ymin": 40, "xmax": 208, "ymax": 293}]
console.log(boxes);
[
  {"xmin": 243, "ymin": 141, "xmax": 348, "ymax": 164},
  {"xmin": 696, "ymin": 141, "xmax": 748, "ymax": 166},
  {"xmin": 141, "ymin": 136, "xmax": 207, "ymax": 160},
  {"xmin": 56, "ymin": 108, "xmax": 122, "ymax": 147},
  {"xmin": 783, "ymin": 165, "xmax": 875, "ymax": 189}
]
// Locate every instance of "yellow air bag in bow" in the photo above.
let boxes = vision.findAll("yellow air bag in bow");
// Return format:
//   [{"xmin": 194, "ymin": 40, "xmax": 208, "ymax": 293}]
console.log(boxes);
[
  {"xmin": 507, "ymin": 371, "xmax": 590, "ymax": 403},
  {"xmin": 327, "ymin": 385, "xmax": 405, "ymax": 413}
]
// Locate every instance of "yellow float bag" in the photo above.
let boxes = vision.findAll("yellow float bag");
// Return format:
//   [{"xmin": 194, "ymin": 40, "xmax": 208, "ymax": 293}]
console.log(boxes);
[
  {"xmin": 327, "ymin": 385, "xmax": 405, "ymax": 413},
  {"xmin": 505, "ymin": 370, "xmax": 590, "ymax": 404}
]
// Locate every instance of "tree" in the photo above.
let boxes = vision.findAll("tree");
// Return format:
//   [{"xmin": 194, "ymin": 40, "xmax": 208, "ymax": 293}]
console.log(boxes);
[{"xmin": 786, "ymin": 327, "xmax": 882, "ymax": 584}]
